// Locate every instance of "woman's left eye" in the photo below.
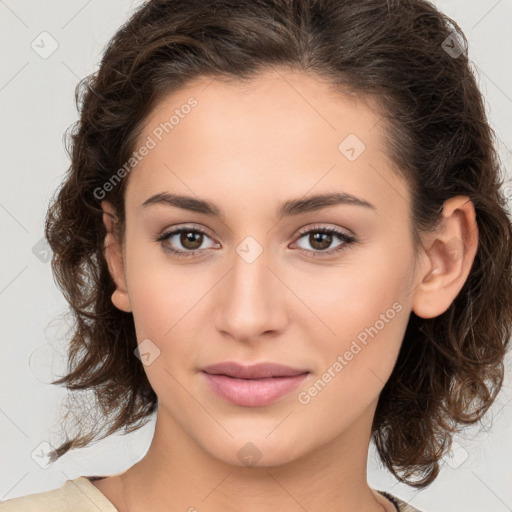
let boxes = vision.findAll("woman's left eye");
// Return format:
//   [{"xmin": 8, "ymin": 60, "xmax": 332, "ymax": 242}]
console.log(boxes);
[
  {"xmin": 156, "ymin": 225, "xmax": 357, "ymax": 259},
  {"xmin": 292, "ymin": 226, "xmax": 357, "ymax": 256}
]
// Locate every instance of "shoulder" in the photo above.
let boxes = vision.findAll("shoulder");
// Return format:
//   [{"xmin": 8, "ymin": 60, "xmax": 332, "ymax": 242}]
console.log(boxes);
[{"xmin": 0, "ymin": 476, "xmax": 118, "ymax": 512}]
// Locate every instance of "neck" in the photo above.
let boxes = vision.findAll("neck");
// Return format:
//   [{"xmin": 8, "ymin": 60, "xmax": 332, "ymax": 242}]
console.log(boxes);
[{"xmin": 117, "ymin": 399, "xmax": 391, "ymax": 512}]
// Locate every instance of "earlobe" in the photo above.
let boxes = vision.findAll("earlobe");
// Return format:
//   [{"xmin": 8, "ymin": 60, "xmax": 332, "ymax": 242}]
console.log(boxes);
[
  {"xmin": 101, "ymin": 201, "xmax": 132, "ymax": 313},
  {"xmin": 411, "ymin": 196, "xmax": 478, "ymax": 319}
]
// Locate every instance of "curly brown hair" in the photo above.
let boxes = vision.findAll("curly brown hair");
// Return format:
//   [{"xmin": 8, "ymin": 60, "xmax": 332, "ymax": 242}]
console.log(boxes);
[{"xmin": 44, "ymin": 0, "xmax": 512, "ymax": 487}]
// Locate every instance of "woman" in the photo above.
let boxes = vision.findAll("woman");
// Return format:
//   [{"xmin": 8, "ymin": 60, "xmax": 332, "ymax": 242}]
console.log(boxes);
[{"xmin": 2, "ymin": 0, "xmax": 511, "ymax": 511}]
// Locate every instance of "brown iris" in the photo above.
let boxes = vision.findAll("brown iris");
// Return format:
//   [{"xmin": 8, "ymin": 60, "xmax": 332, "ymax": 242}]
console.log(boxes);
[
  {"xmin": 180, "ymin": 231, "xmax": 203, "ymax": 250},
  {"xmin": 309, "ymin": 232, "xmax": 332, "ymax": 251}
]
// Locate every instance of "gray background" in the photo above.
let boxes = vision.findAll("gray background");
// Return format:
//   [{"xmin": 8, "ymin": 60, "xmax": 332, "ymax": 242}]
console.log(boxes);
[{"xmin": 1, "ymin": 1, "xmax": 511, "ymax": 510}]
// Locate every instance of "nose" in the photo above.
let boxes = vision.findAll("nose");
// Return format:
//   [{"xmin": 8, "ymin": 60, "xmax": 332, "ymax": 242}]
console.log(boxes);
[{"xmin": 213, "ymin": 246, "xmax": 289, "ymax": 343}]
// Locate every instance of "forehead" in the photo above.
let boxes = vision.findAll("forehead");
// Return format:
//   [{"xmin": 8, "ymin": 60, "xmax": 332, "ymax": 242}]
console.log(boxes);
[{"xmin": 125, "ymin": 68, "xmax": 410, "ymax": 216}]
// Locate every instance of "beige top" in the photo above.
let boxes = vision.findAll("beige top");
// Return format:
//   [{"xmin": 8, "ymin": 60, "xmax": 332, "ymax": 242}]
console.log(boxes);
[{"xmin": 0, "ymin": 476, "xmax": 423, "ymax": 511}]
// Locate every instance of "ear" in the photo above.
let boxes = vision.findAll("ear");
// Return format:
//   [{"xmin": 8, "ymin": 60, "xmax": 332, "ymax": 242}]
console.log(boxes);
[
  {"xmin": 411, "ymin": 196, "xmax": 479, "ymax": 319},
  {"xmin": 101, "ymin": 200, "xmax": 132, "ymax": 313}
]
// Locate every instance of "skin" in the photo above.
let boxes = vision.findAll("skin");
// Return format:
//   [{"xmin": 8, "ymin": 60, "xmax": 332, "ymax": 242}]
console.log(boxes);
[{"xmin": 95, "ymin": 67, "xmax": 478, "ymax": 512}]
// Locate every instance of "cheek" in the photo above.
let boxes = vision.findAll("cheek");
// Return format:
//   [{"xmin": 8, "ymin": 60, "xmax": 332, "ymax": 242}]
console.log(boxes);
[
  {"xmin": 123, "ymin": 229, "xmax": 209, "ymax": 336},
  {"xmin": 294, "ymin": 279, "xmax": 409, "ymax": 423},
  {"xmin": 123, "ymin": 247, "xmax": 212, "ymax": 398},
  {"xmin": 291, "ymin": 243, "xmax": 413, "ymax": 384},
  {"xmin": 124, "ymin": 246, "xmax": 222, "ymax": 393}
]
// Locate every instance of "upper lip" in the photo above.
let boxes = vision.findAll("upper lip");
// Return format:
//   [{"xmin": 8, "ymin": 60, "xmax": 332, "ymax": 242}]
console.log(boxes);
[{"xmin": 201, "ymin": 361, "xmax": 309, "ymax": 379}]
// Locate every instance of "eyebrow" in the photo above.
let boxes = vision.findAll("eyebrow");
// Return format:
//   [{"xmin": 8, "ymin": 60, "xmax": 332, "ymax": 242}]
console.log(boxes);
[{"xmin": 141, "ymin": 191, "xmax": 376, "ymax": 219}]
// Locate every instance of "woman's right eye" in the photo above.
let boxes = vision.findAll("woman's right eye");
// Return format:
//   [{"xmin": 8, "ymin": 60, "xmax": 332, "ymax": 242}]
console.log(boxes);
[{"xmin": 156, "ymin": 227, "xmax": 218, "ymax": 258}]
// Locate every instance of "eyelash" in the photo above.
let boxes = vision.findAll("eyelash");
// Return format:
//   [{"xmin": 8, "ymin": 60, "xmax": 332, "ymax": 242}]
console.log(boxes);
[{"xmin": 156, "ymin": 225, "xmax": 357, "ymax": 259}]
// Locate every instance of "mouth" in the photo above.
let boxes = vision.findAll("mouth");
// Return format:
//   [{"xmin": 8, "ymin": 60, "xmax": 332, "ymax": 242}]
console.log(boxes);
[
  {"xmin": 201, "ymin": 361, "xmax": 309, "ymax": 407},
  {"xmin": 201, "ymin": 361, "xmax": 309, "ymax": 379}
]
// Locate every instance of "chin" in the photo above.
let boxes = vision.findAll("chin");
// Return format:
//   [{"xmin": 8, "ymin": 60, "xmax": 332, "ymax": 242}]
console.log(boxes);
[{"xmin": 203, "ymin": 434, "xmax": 304, "ymax": 469}]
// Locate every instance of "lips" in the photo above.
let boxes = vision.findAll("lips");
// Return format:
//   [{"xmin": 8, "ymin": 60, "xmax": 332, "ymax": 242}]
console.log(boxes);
[
  {"xmin": 201, "ymin": 361, "xmax": 308, "ymax": 379},
  {"xmin": 201, "ymin": 361, "xmax": 310, "ymax": 407}
]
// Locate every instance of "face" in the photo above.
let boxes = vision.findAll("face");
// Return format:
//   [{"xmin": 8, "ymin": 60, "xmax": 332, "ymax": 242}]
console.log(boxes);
[{"xmin": 104, "ymin": 68, "xmax": 426, "ymax": 468}]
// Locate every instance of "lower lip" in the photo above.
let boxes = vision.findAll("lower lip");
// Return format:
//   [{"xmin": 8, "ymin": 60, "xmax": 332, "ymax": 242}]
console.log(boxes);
[{"xmin": 202, "ymin": 372, "xmax": 309, "ymax": 407}]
